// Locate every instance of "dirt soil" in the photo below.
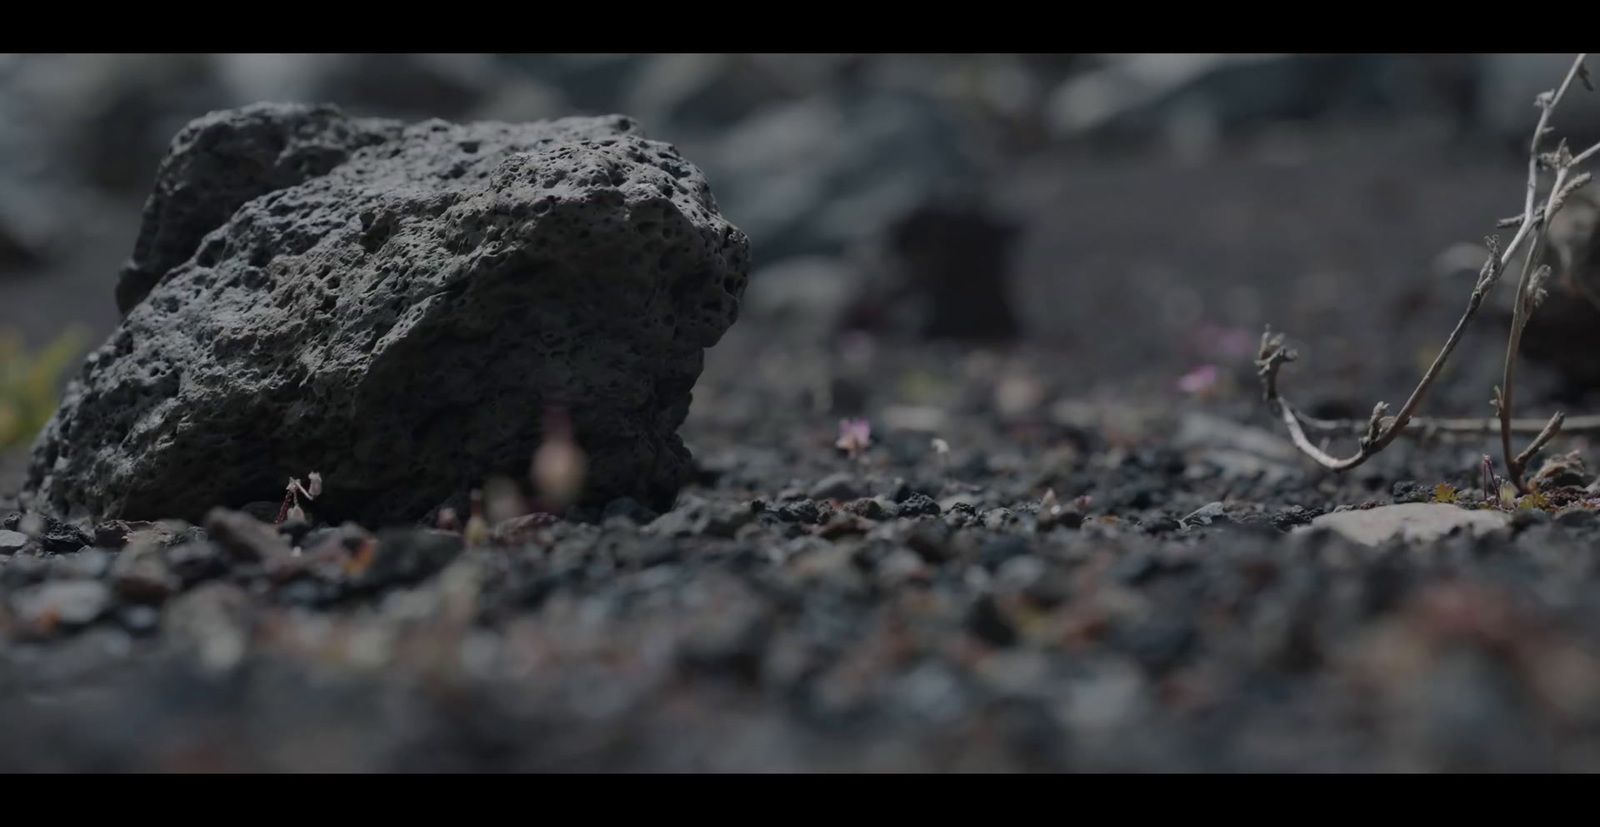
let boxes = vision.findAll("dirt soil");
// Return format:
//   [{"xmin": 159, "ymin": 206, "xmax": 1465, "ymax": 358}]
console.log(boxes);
[{"xmin": 5, "ymin": 123, "xmax": 1600, "ymax": 772}]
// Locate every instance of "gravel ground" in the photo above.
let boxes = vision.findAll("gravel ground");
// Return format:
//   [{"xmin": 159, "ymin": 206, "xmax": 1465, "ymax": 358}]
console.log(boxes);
[
  {"xmin": 5, "ymin": 322, "xmax": 1600, "ymax": 772},
  {"xmin": 7, "ymin": 124, "xmax": 1600, "ymax": 772}
]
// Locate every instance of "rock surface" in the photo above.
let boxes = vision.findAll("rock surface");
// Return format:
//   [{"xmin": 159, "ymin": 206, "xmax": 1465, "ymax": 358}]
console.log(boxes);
[
  {"xmin": 0, "ymin": 529, "xmax": 27, "ymax": 554},
  {"xmin": 113, "ymin": 103, "xmax": 399, "ymax": 316},
  {"xmin": 26, "ymin": 103, "xmax": 749, "ymax": 526}
]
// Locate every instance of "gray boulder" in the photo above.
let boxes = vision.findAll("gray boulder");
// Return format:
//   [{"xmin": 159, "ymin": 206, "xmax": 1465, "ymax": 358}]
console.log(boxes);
[{"xmin": 26, "ymin": 103, "xmax": 749, "ymax": 526}]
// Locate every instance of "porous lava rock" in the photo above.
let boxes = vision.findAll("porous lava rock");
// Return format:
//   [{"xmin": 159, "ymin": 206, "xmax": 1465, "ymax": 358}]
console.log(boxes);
[{"xmin": 27, "ymin": 103, "xmax": 749, "ymax": 525}]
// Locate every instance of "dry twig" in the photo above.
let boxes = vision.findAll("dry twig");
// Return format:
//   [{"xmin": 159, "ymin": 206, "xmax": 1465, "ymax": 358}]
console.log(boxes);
[
  {"xmin": 1259, "ymin": 54, "xmax": 1600, "ymax": 490},
  {"xmin": 1496, "ymin": 56, "xmax": 1597, "ymax": 491}
]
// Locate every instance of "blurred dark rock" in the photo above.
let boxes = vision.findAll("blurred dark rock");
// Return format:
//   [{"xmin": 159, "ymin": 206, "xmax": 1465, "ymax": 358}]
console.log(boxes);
[
  {"xmin": 1044, "ymin": 55, "xmax": 1481, "ymax": 157},
  {"xmin": 649, "ymin": 495, "xmax": 755, "ymax": 539},
  {"xmin": 870, "ymin": 201, "xmax": 1021, "ymax": 341},
  {"xmin": 347, "ymin": 528, "xmax": 463, "ymax": 591},
  {"xmin": 1435, "ymin": 184, "xmax": 1600, "ymax": 395},
  {"xmin": 619, "ymin": 55, "xmax": 810, "ymax": 139},
  {"xmin": 203, "ymin": 508, "xmax": 291, "ymax": 564},
  {"xmin": 693, "ymin": 89, "xmax": 986, "ymax": 265},
  {"xmin": 10, "ymin": 579, "xmax": 109, "ymax": 630},
  {"xmin": 28, "ymin": 104, "xmax": 748, "ymax": 526},
  {"xmin": 1510, "ymin": 190, "xmax": 1600, "ymax": 392},
  {"xmin": 110, "ymin": 541, "xmax": 180, "ymax": 603},
  {"xmin": 739, "ymin": 256, "xmax": 853, "ymax": 329},
  {"xmin": 165, "ymin": 540, "xmax": 226, "ymax": 587},
  {"xmin": 2, "ymin": 55, "xmax": 230, "ymax": 196},
  {"xmin": 218, "ymin": 54, "xmax": 569, "ymax": 126},
  {"xmin": 494, "ymin": 55, "xmax": 646, "ymax": 115},
  {"xmin": 0, "ymin": 212, "xmax": 43, "ymax": 275},
  {"xmin": 1478, "ymin": 54, "xmax": 1600, "ymax": 154},
  {"xmin": 1, "ymin": 512, "xmax": 91, "ymax": 553},
  {"xmin": 162, "ymin": 581, "xmax": 254, "ymax": 672},
  {"xmin": 297, "ymin": 55, "xmax": 495, "ymax": 122},
  {"xmin": 808, "ymin": 472, "xmax": 864, "ymax": 502}
]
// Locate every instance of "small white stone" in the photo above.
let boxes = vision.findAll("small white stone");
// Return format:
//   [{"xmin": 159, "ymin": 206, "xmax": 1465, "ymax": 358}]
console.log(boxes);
[{"xmin": 1297, "ymin": 503, "xmax": 1513, "ymax": 547}]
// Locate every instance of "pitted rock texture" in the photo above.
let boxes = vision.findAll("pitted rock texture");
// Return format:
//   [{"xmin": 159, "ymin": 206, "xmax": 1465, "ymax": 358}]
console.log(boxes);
[
  {"xmin": 28, "ymin": 103, "xmax": 750, "ymax": 526},
  {"xmin": 115, "ymin": 104, "xmax": 402, "ymax": 316}
]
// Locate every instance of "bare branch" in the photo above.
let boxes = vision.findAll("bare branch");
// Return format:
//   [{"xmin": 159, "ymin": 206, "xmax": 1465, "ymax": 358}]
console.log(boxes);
[
  {"xmin": 1576, "ymin": 140, "xmax": 1600, "ymax": 167},
  {"xmin": 1499, "ymin": 56, "xmax": 1591, "ymax": 269},
  {"xmin": 1501, "ymin": 56, "xmax": 1592, "ymax": 492},
  {"xmin": 1259, "ymin": 55, "xmax": 1600, "ymax": 482},
  {"xmin": 1498, "ymin": 207, "xmax": 1546, "ymax": 228},
  {"xmin": 1258, "ymin": 235, "xmax": 1501, "ymax": 471},
  {"xmin": 1514, "ymin": 412, "xmax": 1566, "ymax": 470},
  {"xmin": 1287, "ymin": 409, "xmax": 1600, "ymax": 438},
  {"xmin": 1257, "ymin": 333, "xmax": 1368, "ymax": 470}
]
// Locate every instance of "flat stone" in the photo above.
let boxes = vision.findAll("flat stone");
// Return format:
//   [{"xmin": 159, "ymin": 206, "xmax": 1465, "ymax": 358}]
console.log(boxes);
[
  {"xmin": 11, "ymin": 580, "xmax": 111, "ymax": 628},
  {"xmin": 1296, "ymin": 503, "xmax": 1512, "ymax": 547},
  {"xmin": 0, "ymin": 529, "xmax": 29, "ymax": 554}
]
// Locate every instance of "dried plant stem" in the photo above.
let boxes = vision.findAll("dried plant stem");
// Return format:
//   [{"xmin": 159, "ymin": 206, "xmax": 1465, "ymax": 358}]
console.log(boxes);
[
  {"xmin": 1514, "ymin": 411, "xmax": 1566, "ymax": 470},
  {"xmin": 1289, "ymin": 409, "xmax": 1600, "ymax": 438},
  {"xmin": 1499, "ymin": 55, "xmax": 1590, "ymax": 492},
  {"xmin": 1259, "ymin": 54, "xmax": 1598, "ymax": 483},
  {"xmin": 1258, "ymin": 242, "xmax": 1501, "ymax": 471},
  {"xmin": 1577, "ymin": 140, "xmax": 1600, "ymax": 167}
]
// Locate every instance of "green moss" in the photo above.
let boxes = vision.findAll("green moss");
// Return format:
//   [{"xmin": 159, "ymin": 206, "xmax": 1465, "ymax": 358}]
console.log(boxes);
[
  {"xmin": 1516, "ymin": 490, "xmax": 1553, "ymax": 511},
  {"xmin": 0, "ymin": 326, "xmax": 87, "ymax": 450}
]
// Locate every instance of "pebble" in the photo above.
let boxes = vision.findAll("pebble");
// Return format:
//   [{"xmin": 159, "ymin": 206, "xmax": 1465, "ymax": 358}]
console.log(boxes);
[
  {"xmin": 164, "ymin": 541, "xmax": 226, "ymax": 585},
  {"xmin": 844, "ymin": 497, "xmax": 892, "ymax": 520},
  {"xmin": 1391, "ymin": 480, "xmax": 1432, "ymax": 504},
  {"xmin": 1, "ymin": 513, "xmax": 91, "ymax": 553},
  {"xmin": 0, "ymin": 530, "xmax": 30, "ymax": 555},
  {"xmin": 1179, "ymin": 501, "xmax": 1230, "ymax": 529},
  {"xmin": 203, "ymin": 508, "xmax": 292, "ymax": 563},
  {"xmin": 111, "ymin": 544, "xmax": 179, "ymax": 603},
  {"xmin": 163, "ymin": 582, "xmax": 252, "ymax": 673},
  {"xmin": 1297, "ymin": 503, "xmax": 1513, "ymax": 547},
  {"xmin": 808, "ymin": 472, "xmax": 864, "ymax": 502},
  {"xmin": 897, "ymin": 493, "xmax": 942, "ymax": 517},
  {"xmin": 1556, "ymin": 508, "xmax": 1599, "ymax": 527},
  {"xmin": 11, "ymin": 580, "xmax": 111, "ymax": 629}
]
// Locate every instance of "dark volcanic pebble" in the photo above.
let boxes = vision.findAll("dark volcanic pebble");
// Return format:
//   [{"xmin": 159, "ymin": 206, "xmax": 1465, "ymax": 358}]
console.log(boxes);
[{"xmin": 2, "ymin": 513, "xmax": 91, "ymax": 553}]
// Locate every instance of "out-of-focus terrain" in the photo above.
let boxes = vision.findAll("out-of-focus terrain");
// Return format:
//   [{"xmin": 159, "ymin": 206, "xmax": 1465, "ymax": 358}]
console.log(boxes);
[{"xmin": 5, "ymin": 54, "xmax": 1600, "ymax": 772}]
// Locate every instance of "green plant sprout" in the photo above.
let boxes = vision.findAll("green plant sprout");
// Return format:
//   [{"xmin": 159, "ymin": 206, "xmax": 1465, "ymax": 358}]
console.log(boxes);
[{"xmin": 0, "ymin": 325, "xmax": 88, "ymax": 450}]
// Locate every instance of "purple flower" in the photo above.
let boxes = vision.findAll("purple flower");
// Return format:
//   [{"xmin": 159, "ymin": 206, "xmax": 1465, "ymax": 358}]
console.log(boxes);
[
  {"xmin": 1178, "ymin": 364, "xmax": 1221, "ymax": 395},
  {"xmin": 836, "ymin": 418, "xmax": 872, "ymax": 458}
]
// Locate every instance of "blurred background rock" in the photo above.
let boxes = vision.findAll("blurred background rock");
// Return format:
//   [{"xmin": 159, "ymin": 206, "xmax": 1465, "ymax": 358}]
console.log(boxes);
[{"xmin": 2, "ymin": 53, "xmax": 1597, "ymax": 444}]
